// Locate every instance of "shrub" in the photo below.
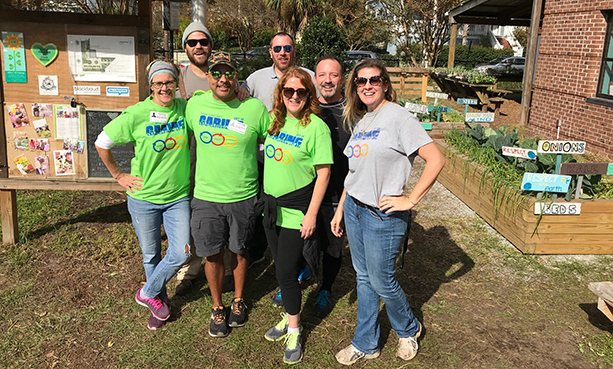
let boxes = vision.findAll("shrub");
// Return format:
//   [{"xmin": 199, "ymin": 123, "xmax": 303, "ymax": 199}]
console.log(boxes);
[
  {"xmin": 237, "ymin": 55, "xmax": 272, "ymax": 80},
  {"xmin": 297, "ymin": 15, "xmax": 348, "ymax": 71},
  {"xmin": 436, "ymin": 44, "xmax": 514, "ymax": 68}
]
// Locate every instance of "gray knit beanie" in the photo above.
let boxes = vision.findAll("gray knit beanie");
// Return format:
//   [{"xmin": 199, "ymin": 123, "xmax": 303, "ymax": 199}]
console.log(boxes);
[{"xmin": 182, "ymin": 22, "xmax": 214, "ymax": 49}]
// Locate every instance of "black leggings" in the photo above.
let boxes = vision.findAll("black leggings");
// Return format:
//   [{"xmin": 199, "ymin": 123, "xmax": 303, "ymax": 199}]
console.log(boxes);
[{"xmin": 265, "ymin": 225, "xmax": 304, "ymax": 315}]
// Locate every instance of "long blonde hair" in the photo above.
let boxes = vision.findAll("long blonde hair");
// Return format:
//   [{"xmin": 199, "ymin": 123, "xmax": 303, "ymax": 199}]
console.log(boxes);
[
  {"xmin": 343, "ymin": 59, "xmax": 396, "ymax": 132},
  {"xmin": 268, "ymin": 67, "xmax": 321, "ymax": 136}
]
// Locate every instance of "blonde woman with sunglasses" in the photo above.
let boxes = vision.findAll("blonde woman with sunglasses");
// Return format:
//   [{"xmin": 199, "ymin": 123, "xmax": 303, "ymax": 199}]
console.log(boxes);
[
  {"xmin": 262, "ymin": 67, "xmax": 333, "ymax": 364},
  {"xmin": 331, "ymin": 59, "xmax": 445, "ymax": 365}
]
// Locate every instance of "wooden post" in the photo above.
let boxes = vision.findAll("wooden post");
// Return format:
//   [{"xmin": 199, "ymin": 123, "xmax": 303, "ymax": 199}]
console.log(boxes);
[
  {"xmin": 421, "ymin": 74, "xmax": 428, "ymax": 102},
  {"xmin": 0, "ymin": 190, "xmax": 18, "ymax": 245},
  {"xmin": 519, "ymin": 0, "xmax": 543, "ymax": 126},
  {"xmin": 448, "ymin": 23, "xmax": 458, "ymax": 68}
]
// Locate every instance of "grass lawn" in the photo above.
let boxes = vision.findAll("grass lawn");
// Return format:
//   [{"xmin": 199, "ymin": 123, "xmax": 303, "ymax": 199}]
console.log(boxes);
[{"xmin": 1, "ymin": 159, "xmax": 612, "ymax": 368}]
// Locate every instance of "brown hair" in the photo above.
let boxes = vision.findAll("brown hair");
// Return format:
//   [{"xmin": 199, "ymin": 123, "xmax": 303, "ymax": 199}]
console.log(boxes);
[
  {"xmin": 343, "ymin": 58, "xmax": 396, "ymax": 132},
  {"xmin": 268, "ymin": 67, "xmax": 321, "ymax": 136}
]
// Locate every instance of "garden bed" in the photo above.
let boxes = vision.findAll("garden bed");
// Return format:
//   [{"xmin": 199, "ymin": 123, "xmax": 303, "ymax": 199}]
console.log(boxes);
[{"xmin": 435, "ymin": 140, "xmax": 613, "ymax": 254}]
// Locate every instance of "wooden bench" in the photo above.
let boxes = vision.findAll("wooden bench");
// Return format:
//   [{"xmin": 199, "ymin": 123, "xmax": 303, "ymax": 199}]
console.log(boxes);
[{"xmin": 588, "ymin": 282, "xmax": 613, "ymax": 321}]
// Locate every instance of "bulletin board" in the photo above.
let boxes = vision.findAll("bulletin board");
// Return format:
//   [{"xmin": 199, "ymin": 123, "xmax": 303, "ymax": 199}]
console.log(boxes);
[
  {"xmin": 0, "ymin": 4, "xmax": 152, "ymax": 245},
  {"xmin": 0, "ymin": 22, "xmax": 148, "ymax": 180}
]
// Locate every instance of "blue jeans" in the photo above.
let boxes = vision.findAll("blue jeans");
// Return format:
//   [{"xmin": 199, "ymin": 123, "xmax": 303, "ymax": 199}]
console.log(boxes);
[
  {"xmin": 127, "ymin": 196, "xmax": 191, "ymax": 301},
  {"xmin": 343, "ymin": 195, "xmax": 419, "ymax": 355}
]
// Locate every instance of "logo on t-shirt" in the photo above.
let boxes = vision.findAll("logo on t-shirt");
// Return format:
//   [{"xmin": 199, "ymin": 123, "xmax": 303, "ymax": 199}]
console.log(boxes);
[
  {"xmin": 350, "ymin": 129, "xmax": 380, "ymax": 141},
  {"xmin": 146, "ymin": 118, "xmax": 185, "ymax": 136},
  {"xmin": 265, "ymin": 144, "xmax": 292, "ymax": 164},
  {"xmin": 199, "ymin": 114, "xmax": 244, "ymax": 130},
  {"xmin": 345, "ymin": 144, "xmax": 368, "ymax": 158},
  {"xmin": 267, "ymin": 131, "xmax": 304, "ymax": 148}
]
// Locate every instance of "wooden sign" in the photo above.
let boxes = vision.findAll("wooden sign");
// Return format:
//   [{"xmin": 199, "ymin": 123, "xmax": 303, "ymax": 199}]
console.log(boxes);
[
  {"xmin": 405, "ymin": 102, "xmax": 428, "ymax": 114},
  {"xmin": 559, "ymin": 163, "xmax": 610, "ymax": 175},
  {"xmin": 428, "ymin": 106, "xmax": 451, "ymax": 113},
  {"xmin": 457, "ymin": 98, "xmax": 478, "ymax": 105},
  {"xmin": 502, "ymin": 146, "xmax": 537, "ymax": 159},
  {"xmin": 537, "ymin": 140, "xmax": 586, "ymax": 154},
  {"xmin": 465, "ymin": 112, "xmax": 494, "ymax": 122},
  {"xmin": 534, "ymin": 202, "xmax": 582, "ymax": 215},
  {"xmin": 521, "ymin": 173, "xmax": 571, "ymax": 193},
  {"xmin": 421, "ymin": 123, "xmax": 433, "ymax": 130},
  {"xmin": 426, "ymin": 91, "xmax": 448, "ymax": 99}
]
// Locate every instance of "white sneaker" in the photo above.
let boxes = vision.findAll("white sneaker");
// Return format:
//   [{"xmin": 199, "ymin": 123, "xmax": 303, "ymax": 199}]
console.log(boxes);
[
  {"xmin": 397, "ymin": 321, "xmax": 422, "ymax": 360},
  {"xmin": 335, "ymin": 344, "xmax": 380, "ymax": 366}
]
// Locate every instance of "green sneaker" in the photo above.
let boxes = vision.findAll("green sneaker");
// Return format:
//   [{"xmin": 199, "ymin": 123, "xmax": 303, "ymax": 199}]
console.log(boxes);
[
  {"xmin": 265, "ymin": 313, "xmax": 288, "ymax": 341},
  {"xmin": 283, "ymin": 331, "xmax": 303, "ymax": 364}
]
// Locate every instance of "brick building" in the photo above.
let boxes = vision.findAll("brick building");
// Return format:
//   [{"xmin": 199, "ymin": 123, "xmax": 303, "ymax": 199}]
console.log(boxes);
[{"xmin": 530, "ymin": 0, "xmax": 613, "ymax": 158}]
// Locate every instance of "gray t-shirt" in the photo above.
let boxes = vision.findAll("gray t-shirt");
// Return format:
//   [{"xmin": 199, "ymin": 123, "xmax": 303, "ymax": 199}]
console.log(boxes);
[
  {"xmin": 242, "ymin": 65, "xmax": 315, "ymax": 111},
  {"xmin": 180, "ymin": 66, "xmax": 210, "ymax": 100},
  {"xmin": 344, "ymin": 102, "xmax": 432, "ymax": 208}
]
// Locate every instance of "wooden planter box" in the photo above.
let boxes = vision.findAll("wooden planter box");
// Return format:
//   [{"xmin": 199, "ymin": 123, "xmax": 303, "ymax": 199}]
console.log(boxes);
[{"xmin": 435, "ymin": 140, "xmax": 613, "ymax": 254}]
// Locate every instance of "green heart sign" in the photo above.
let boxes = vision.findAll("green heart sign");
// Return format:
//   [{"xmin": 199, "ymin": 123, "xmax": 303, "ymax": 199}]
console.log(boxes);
[{"xmin": 31, "ymin": 43, "xmax": 58, "ymax": 66}]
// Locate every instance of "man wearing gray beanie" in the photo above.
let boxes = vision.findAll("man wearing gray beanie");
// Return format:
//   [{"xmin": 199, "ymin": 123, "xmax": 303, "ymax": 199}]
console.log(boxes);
[{"xmin": 175, "ymin": 21, "xmax": 249, "ymax": 297}]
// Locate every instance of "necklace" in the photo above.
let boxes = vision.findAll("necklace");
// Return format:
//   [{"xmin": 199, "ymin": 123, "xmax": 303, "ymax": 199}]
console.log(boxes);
[{"xmin": 361, "ymin": 101, "xmax": 388, "ymax": 134}]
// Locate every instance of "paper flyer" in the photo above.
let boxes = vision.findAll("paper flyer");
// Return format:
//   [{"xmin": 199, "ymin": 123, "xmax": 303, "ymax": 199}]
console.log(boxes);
[
  {"xmin": 67, "ymin": 35, "xmax": 136, "ymax": 82},
  {"xmin": 7, "ymin": 103, "xmax": 30, "ymax": 128},
  {"xmin": 54, "ymin": 150, "xmax": 75, "ymax": 176},
  {"xmin": 33, "ymin": 118, "xmax": 51, "ymax": 138},
  {"xmin": 13, "ymin": 131, "xmax": 29, "ymax": 150},
  {"xmin": 53, "ymin": 105, "xmax": 81, "ymax": 139},
  {"xmin": 35, "ymin": 155, "xmax": 50, "ymax": 175},
  {"xmin": 32, "ymin": 103, "xmax": 53, "ymax": 117},
  {"xmin": 13, "ymin": 154, "xmax": 34, "ymax": 175},
  {"xmin": 2, "ymin": 32, "xmax": 27, "ymax": 83}
]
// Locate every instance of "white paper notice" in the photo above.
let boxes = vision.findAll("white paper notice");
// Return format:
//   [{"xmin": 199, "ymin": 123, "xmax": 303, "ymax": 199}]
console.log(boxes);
[
  {"xmin": 38, "ymin": 75, "xmax": 59, "ymax": 95},
  {"xmin": 67, "ymin": 35, "xmax": 136, "ymax": 82},
  {"xmin": 53, "ymin": 105, "xmax": 81, "ymax": 139}
]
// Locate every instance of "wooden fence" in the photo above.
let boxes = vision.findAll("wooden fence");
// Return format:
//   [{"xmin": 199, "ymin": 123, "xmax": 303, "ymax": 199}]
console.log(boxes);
[{"xmin": 386, "ymin": 67, "xmax": 430, "ymax": 102}]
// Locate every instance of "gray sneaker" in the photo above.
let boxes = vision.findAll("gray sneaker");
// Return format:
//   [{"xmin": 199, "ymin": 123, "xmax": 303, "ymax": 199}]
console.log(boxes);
[
  {"xmin": 209, "ymin": 306, "xmax": 229, "ymax": 338},
  {"xmin": 396, "ymin": 321, "xmax": 422, "ymax": 360},
  {"xmin": 265, "ymin": 313, "xmax": 288, "ymax": 341},
  {"xmin": 283, "ymin": 331, "xmax": 303, "ymax": 364},
  {"xmin": 335, "ymin": 344, "xmax": 380, "ymax": 365}
]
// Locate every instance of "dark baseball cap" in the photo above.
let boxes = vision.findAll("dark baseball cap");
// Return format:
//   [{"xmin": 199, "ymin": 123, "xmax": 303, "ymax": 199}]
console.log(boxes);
[{"xmin": 208, "ymin": 51, "xmax": 237, "ymax": 72}]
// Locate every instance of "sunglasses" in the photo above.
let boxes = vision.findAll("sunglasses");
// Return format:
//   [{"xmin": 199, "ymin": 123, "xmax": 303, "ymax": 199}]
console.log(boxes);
[
  {"xmin": 185, "ymin": 38, "xmax": 210, "ymax": 47},
  {"xmin": 151, "ymin": 80, "xmax": 176, "ymax": 89},
  {"xmin": 272, "ymin": 45, "xmax": 293, "ymax": 53},
  {"xmin": 282, "ymin": 87, "xmax": 309, "ymax": 99},
  {"xmin": 354, "ymin": 75, "xmax": 383, "ymax": 87},
  {"xmin": 210, "ymin": 70, "xmax": 237, "ymax": 80}
]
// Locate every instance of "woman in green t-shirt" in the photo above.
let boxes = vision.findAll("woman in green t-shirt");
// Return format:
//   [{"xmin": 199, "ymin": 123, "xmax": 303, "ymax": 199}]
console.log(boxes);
[
  {"xmin": 95, "ymin": 60, "xmax": 191, "ymax": 330},
  {"xmin": 262, "ymin": 67, "xmax": 333, "ymax": 364}
]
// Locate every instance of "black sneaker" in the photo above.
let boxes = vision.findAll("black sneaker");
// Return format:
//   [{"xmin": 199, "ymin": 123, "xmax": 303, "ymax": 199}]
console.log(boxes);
[
  {"xmin": 209, "ymin": 306, "xmax": 228, "ymax": 338},
  {"xmin": 228, "ymin": 298, "xmax": 247, "ymax": 327}
]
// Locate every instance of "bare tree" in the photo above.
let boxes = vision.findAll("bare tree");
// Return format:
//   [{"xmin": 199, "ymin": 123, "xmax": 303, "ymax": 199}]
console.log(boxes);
[
  {"xmin": 3, "ymin": 0, "xmax": 138, "ymax": 14},
  {"xmin": 371, "ymin": 0, "xmax": 462, "ymax": 67}
]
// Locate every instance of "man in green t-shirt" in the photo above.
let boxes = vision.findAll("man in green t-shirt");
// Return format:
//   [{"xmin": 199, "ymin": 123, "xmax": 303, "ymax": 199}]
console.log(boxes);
[{"xmin": 186, "ymin": 52, "xmax": 270, "ymax": 338}]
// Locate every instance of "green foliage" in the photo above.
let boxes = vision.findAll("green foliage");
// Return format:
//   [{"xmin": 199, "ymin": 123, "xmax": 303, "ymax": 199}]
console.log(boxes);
[
  {"xmin": 297, "ymin": 15, "xmax": 348, "ymax": 71},
  {"xmin": 436, "ymin": 44, "xmax": 515, "ymax": 68},
  {"xmin": 513, "ymin": 27, "xmax": 529, "ymax": 52},
  {"xmin": 236, "ymin": 55, "xmax": 272, "ymax": 80},
  {"xmin": 252, "ymin": 29, "xmax": 276, "ymax": 47}
]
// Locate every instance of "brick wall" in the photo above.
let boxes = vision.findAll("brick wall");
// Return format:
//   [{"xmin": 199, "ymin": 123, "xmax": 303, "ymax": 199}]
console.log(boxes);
[{"xmin": 529, "ymin": 0, "xmax": 613, "ymax": 157}]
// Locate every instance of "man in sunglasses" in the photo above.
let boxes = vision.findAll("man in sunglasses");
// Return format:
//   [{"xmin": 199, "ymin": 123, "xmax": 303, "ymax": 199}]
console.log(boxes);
[
  {"xmin": 311, "ymin": 55, "xmax": 350, "ymax": 318},
  {"xmin": 175, "ymin": 22, "xmax": 248, "ymax": 297},
  {"xmin": 242, "ymin": 32, "xmax": 315, "ymax": 111},
  {"xmin": 185, "ymin": 51, "xmax": 270, "ymax": 338}
]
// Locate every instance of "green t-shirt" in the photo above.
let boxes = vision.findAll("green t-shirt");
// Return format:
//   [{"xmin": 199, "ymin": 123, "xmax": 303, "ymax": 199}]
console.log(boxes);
[
  {"xmin": 263, "ymin": 114, "xmax": 333, "ymax": 229},
  {"xmin": 185, "ymin": 93, "xmax": 270, "ymax": 203},
  {"xmin": 103, "ymin": 96, "xmax": 190, "ymax": 204}
]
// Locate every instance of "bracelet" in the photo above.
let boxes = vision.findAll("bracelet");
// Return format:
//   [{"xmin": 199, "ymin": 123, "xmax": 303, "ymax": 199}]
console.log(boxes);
[{"xmin": 409, "ymin": 198, "xmax": 417, "ymax": 206}]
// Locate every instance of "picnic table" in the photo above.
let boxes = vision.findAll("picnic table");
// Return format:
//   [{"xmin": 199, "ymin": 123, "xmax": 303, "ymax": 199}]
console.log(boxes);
[{"xmin": 430, "ymin": 74, "xmax": 495, "ymax": 111}]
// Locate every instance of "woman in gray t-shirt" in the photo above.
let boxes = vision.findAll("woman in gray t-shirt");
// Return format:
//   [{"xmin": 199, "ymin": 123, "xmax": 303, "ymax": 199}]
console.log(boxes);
[{"xmin": 331, "ymin": 59, "xmax": 445, "ymax": 366}]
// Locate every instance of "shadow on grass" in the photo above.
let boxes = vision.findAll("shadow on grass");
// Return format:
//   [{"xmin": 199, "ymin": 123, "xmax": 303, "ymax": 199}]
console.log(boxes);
[
  {"xmin": 301, "ymin": 214, "xmax": 475, "ymax": 350},
  {"xmin": 23, "ymin": 201, "xmax": 132, "ymax": 241},
  {"xmin": 579, "ymin": 303, "xmax": 613, "ymax": 334}
]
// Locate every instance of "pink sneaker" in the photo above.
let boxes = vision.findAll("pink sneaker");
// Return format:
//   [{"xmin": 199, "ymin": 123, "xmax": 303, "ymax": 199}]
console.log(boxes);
[
  {"xmin": 135, "ymin": 288, "xmax": 170, "ymax": 321},
  {"xmin": 147, "ymin": 314, "xmax": 166, "ymax": 330}
]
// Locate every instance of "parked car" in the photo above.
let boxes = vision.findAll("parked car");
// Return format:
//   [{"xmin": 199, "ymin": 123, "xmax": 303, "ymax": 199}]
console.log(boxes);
[
  {"xmin": 474, "ymin": 57, "xmax": 525, "ymax": 76},
  {"xmin": 346, "ymin": 50, "xmax": 378, "ymax": 64},
  {"xmin": 232, "ymin": 46, "xmax": 269, "ymax": 61}
]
